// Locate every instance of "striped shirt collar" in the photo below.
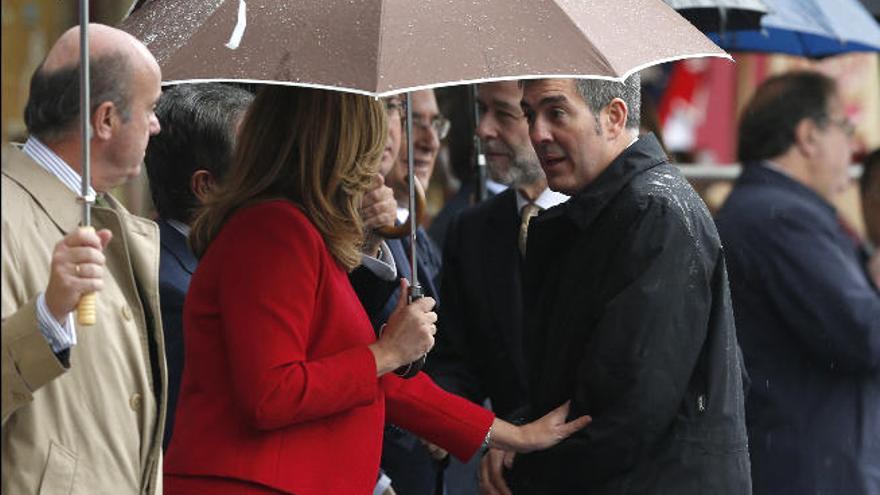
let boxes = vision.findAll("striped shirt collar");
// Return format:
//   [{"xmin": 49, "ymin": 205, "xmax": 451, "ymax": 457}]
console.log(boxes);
[{"xmin": 22, "ymin": 136, "xmax": 97, "ymax": 199}]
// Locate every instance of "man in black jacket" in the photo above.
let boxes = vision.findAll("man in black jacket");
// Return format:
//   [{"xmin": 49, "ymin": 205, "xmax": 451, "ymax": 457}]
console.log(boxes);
[
  {"xmin": 716, "ymin": 71, "xmax": 880, "ymax": 495},
  {"xmin": 481, "ymin": 76, "xmax": 751, "ymax": 494}
]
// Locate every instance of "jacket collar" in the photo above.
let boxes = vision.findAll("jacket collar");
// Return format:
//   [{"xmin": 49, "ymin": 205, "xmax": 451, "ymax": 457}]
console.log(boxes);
[
  {"xmin": 740, "ymin": 161, "xmax": 837, "ymax": 217},
  {"xmin": 540, "ymin": 133, "xmax": 667, "ymax": 231},
  {"xmin": 3, "ymin": 144, "xmax": 82, "ymax": 234},
  {"xmin": 158, "ymin": 218, "xmax": 198, "ymax": 274}
]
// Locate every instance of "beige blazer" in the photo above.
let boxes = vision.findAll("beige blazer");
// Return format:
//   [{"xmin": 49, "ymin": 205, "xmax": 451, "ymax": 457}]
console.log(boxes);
[{"xmin": 1, "ymin": 144, "xmax": 167, "ymax": 494}]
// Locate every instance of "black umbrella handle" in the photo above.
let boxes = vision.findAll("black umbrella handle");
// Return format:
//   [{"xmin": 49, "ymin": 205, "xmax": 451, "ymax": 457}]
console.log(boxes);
[{"xmin": 394, "ymin": 284, "xmax": 427, "ymax": 378}]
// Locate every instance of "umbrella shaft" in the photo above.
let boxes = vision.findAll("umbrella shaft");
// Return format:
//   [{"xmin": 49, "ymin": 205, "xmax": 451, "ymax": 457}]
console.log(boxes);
[
  {"xmin": 406, "ymin": 92, "xmax": 419, "ymax": 288},
  {"xmin": 80, "ymin": 1, "xmax": 91, "ymax": 226},
  {"xmin": 471, "ymin": 84, "xmax": 488, "ymax": 202}
]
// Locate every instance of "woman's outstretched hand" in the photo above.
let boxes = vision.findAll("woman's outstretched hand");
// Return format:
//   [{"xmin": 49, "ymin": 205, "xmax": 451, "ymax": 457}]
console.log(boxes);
[
  {"xmin": 489, "ymin": 401, "xmax": 591, "ymax": 453},
  {"xmin": 479, "ymin": 401, "xmax": 590, "ymax": 495}
]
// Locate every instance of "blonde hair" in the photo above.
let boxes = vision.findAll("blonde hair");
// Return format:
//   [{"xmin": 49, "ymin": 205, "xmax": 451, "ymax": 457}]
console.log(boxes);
[{"xmin": 190, "ymin": 86, "xmax": 387, "ymax": 271}]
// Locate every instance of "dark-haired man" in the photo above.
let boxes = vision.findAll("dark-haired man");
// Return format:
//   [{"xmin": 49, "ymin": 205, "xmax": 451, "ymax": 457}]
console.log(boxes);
[
  {"xmin": 2, "ymin": 24, "xmax": 165, "ymax": 493},
  {"xmin": 716, "ymin": 71, "xmax": 880, "ymax": 495},
  {"xmin": 144, "ymin": 83, "xmax": 253, "ymax": 449},
  {"xmin": 482, "ymin": 76, "xmax": 751, "ymax": 494}
]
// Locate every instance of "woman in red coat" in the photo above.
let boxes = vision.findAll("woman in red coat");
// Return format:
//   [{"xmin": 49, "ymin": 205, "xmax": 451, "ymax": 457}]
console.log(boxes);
[{"xmin": 163, "ymin": 87, "xmax": 588, "ymax": 495}]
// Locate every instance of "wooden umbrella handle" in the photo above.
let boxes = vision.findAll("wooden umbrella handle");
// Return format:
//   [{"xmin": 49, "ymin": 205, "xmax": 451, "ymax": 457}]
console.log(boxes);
[
  {"xmin": 76, "ymin": 226, "xmax": 97, "ymax": 326},
  {"xmin": 376, "ymin": 178, "xmax": 427, "ymax": 239}
]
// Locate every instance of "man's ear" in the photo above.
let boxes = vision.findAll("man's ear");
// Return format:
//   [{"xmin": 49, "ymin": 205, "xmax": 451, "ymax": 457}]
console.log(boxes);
[
  {"xmin": 794, "ymin": 118, "xmax": 818, "ymax": 158},
  {"xmin": 603, "ymin": 98, "xmax": 629, "ymax": 139},
  {"xmin": 190, "ymin": 170, "xmax": 215, "ymax": 204},
  {"xmin": 91, "ymin": 101, "xmax": 116, "ymax": 141}
]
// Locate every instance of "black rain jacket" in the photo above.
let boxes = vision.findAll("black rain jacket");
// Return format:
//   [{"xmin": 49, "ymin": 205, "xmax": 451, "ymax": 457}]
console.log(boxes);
[{"xmin": 511, "ymin": 134, "xmax": 751, "ymax": 494}]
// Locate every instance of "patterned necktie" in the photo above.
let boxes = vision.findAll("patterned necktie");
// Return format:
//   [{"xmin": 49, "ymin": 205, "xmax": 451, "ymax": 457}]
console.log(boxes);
[{"xmin": 518, "ymin": 203, "xmax": 540, "ymax": 257}]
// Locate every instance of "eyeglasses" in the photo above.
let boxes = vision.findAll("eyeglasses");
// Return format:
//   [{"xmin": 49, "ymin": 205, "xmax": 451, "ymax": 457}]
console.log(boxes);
[
  {"xmin": 407, "ymin": 115, "xmax": 451, "ymax": 140},
  {"xmin": 824, "ymin": 116, "xmax": 855, "ymax": 137}
]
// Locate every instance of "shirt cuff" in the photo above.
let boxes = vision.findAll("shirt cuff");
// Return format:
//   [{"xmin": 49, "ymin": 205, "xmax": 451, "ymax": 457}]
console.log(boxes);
[
  {"xmin": 373, "ymin": 472, "xmax": 393, "ymax": 495},
  {"xmin": 36, "ymin": 292, "xmax": 77, "ymax": 353},
  {"xmin": 361, "ymin": 241, "xmax": 398, "ymax": 281}
]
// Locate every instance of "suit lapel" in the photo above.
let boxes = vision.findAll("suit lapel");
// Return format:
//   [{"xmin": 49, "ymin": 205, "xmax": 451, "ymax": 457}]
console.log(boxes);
[
  {"xmin": 158, "ymin": 219, "xmax": 198, "ymax": 275},
  {"xmin": 414, "ymin": 228, "xmax": 440, "ymax": 301},
  {"xmin": 388, "ymin": 238, "xmax": 411, "ymax": 281},
  {"xmin": 484, "ymin": 191, "xmax": 524, "ymax": 375}
]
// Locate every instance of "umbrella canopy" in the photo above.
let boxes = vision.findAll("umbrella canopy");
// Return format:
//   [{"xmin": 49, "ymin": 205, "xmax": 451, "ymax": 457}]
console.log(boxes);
[
  {"xmin": 708, "ymin": 0, "xmax": 880, "ymax": 57},
  {"xmin": 120, "ymin": 0, "xmax": 729, "ymax": 97},
  {"xmin": 121, "ymin": 0, "xmax": 729, "ymax": 377},
  {"xmin": 663, "ymin": 0, "xmax": 768, "ymax": 33}
]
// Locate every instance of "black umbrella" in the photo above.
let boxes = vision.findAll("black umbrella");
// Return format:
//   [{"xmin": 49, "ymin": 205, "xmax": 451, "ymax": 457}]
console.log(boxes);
[
  {"xmin": 859, "ymin": 0, "xmax": 880, "ymax": 21},
  {"xmin": 664, "ymin": 0, "xmax": 768, "ymax": 33}
]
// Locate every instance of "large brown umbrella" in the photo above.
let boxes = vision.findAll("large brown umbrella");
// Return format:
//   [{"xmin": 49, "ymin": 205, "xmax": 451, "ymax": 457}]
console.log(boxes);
[
  {"xmin": 121, "ymin": 0, "xmax": 728, "ymax": 96},
  {"xmin": 121, "ymin": 0, "xmax": 728, "ymax": 376}
]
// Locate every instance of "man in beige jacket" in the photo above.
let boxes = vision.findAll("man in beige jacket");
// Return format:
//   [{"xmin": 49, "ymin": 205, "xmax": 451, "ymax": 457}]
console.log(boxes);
[{"xmin": 1, "ymin": 24, "xmax": 166, "ymax": 494}]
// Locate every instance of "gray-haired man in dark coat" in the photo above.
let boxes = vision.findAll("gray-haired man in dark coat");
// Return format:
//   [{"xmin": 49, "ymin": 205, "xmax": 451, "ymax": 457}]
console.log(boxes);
[{"xmin": 480, "ymin": 76, "xmax": 751, "ymax": 495}]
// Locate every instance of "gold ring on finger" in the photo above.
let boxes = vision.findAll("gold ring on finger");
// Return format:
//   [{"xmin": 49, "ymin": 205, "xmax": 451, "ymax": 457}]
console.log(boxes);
[{"xmin": 75, "ymin": 264, "xmax": 81, "ymax": 275}]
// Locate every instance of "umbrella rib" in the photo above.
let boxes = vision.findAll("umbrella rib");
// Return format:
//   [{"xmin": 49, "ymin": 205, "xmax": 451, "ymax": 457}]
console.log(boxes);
[
  {"xmin": 546, "ymin": 1, "xmax": 617, "ymax": 76},
  {"xmin": 373, "ymin": 0, "xmax": 387, "ymax": 94}
]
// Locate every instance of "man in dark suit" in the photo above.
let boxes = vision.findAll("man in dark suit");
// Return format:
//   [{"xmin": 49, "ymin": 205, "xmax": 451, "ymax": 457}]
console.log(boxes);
[
  {"xmin": 716, "ymin": 71, "xmax": 880, "ymax": 495},
  {"xmin": 424, "ymin": 81, "xmax": 566, "ymax": 493},
  {"xmin": 144, "ymin": 83, "xmax": 253, "ymax": 448}
]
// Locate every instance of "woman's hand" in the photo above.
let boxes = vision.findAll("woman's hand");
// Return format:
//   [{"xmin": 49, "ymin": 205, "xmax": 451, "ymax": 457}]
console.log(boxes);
[
  {"xmin": 479, "ymin": 448, "xmax": 515, "ymax": 495},
  {"xmin": 369, "ymin": 279, "xmax": 437, "ymax": 376},
  {"xmin": 478, "ymin": 401, "xmax": 589, "ymax": 494},
  {"xmin": 360, "ymin": 174, "xmax": 397, "ymax": 255},
  {"xmin": 489, "ymin": 401, "xmax": 591, "ymax": 453}
]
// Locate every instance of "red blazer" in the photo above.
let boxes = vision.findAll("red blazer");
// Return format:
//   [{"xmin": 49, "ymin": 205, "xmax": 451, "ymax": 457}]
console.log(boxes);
[{"xmin": 164, "ymin": 201, "xmax": 493, "ymax": 495}]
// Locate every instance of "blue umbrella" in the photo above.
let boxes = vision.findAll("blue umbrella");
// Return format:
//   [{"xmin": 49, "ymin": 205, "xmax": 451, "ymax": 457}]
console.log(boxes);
[{"xmin": 709, "ymin": 0, "xmax": 880, "ymax": 57}]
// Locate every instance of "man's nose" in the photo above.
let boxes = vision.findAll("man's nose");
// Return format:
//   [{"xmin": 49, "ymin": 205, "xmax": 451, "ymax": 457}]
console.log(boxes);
[
  {"xmin": 476, "ymin": 114, "xmax": 497, "ymax": 140},
  {"xmin": 530, "ymin": 118, "xmax": 552, "ymax": 145},
  {"xmin": 417, "ymin": 124, "xmax": 439, "ymax": 151}
]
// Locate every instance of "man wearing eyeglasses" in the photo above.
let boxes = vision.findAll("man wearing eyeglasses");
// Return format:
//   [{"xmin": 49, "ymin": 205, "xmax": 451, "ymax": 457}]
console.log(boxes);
[
  {"xmin": 388, "ymin": 89, "xmax": 450, "ymax": 211},
  {"xmin": 716, "ymin": 71, "xmax": 880, "ymax": 495}
]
